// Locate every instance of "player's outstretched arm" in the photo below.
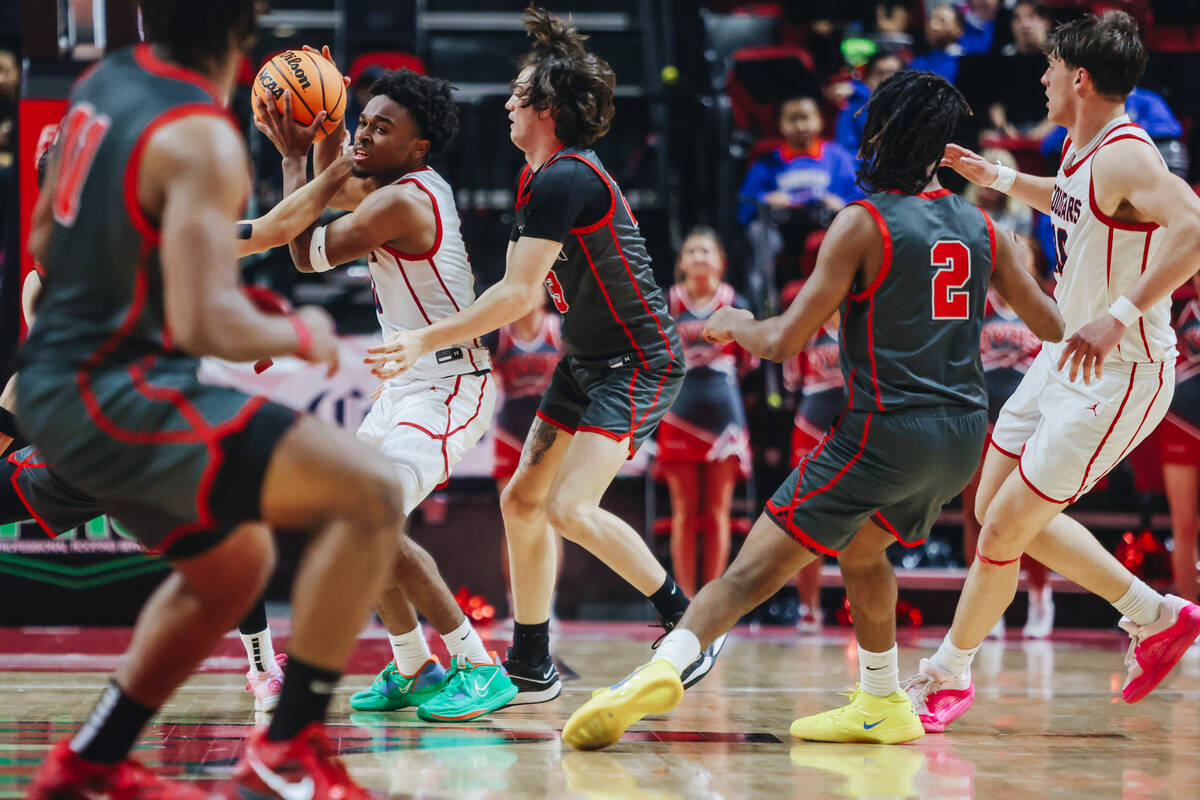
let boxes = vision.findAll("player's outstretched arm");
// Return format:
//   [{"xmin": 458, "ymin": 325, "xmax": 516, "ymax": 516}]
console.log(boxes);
[
  {"xmin": 989, "ymin": 226, "xmax": 1064, "ymax": 342},
  {"xmin": 236, "ymin": 153, "xmax": 354, "ymax": 257},
  {"xmin": 363, "ymin": 237, "xmax": 555, "ymax": 379},
  {"xmin": 703, "ymin": 205, "xmax": 866, "ymax": 361},
  {"xmin": 1057, "ymin": 142, "xmax": 1200, "ymax": 383},
  {"xmin": 151, "ymin": 115, "xmax": 338, "ymax": 371},
  {"xmin": 943, "ymin": 143, "xmax": 1055, "ymax": 215}
]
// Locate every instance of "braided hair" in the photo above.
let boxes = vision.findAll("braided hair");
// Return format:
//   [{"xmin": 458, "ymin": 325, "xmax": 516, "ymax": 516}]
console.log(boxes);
[{"xmin": 856, "ymin": 70, "xmax": 971, "ymax": 195}]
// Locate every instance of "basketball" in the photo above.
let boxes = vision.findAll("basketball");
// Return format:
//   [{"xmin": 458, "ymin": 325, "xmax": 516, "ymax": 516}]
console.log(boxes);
[{"xmin": 252, "ymin": 49, "xmax": 346, "ymax": 141}]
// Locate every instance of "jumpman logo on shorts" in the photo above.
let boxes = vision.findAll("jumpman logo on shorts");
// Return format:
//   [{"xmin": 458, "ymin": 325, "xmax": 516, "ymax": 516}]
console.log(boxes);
[{"xmin": 1085, "ymin": 402, "xmax": 1100, "ymax": 417}]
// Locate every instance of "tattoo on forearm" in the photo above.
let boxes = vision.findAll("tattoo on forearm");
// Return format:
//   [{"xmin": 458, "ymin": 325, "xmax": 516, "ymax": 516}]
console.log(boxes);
[{"xmin": 521, "ymin": 419, "xmax": 559, "ymax": 467}]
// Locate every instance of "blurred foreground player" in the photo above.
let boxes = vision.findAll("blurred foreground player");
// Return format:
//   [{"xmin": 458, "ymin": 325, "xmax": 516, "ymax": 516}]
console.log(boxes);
[
  {"xmin": 22, "ymin": 4, "xmax": 404, "ymax": 798},
  {"xmin": 0, "ymin": 132, "xmax": 361, "ymax": 717},
  {"xmin": 363, "ymin": 7, "xmax": 723, "ymax": 702},
  {"xmin": 906, "ymin": 12, "xmax": 1200, "ymax": 733},
  {"xmin": 562, "ymin": 70, "xmax": 1065, "ymax": 750}
]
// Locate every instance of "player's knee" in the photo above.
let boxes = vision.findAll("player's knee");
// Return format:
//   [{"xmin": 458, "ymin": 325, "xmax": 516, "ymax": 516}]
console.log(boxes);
[
  {"xmin": 500, "ymin": 480, "xmax": 545, "ymax": 526},
  {"xmin": 837, "ymin": 547, "xmax": 878, "ymax": 573},
  {"xmin": 976, "ymin": 519, "xmax": 1023, "ymax": 560},
  {"xmin": 974, "ymin": 495, "xmax": 992, "ymax": 526},
  {"xmin": 392, "ymin": 535, "xmax": 435, "ymax": 576},
  {"xmin": 545, "ymin": 498, "xmax": 586, "ymax": 539},
  {"xmin": 345, "ymin": 466, "xmax": 407, "ymax": 536}
]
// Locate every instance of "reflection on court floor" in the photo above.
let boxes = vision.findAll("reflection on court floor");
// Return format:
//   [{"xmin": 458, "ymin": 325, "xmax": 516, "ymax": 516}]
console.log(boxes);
[{"xmin": 1, "ymin": 621, "xmax": 1197, "ymax": 798}]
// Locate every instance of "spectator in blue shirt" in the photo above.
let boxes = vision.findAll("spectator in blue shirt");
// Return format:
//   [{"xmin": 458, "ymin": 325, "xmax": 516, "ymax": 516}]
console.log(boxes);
[
  {"xmin": 738, "ymin": 93, "xmax": 862, "ymax": 227},
  {"xmin": 959, "ymin": 0, "xmax": 1000, "ymax": 55},
  {"xmin": 835, "ymin": 52, "xmax": 904, "ymax": 161},
  {"xmin": 910, "ymin": 4, "xmax": 965, "ymax": 82}
]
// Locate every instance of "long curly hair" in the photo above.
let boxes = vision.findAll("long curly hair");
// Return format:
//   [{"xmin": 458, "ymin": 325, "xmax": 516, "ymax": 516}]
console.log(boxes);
[
  {"xmin": 516, "ymin": 6, "xmax": 615, "ymax": 148},
  {"xmin": 369, "ymin": 69, "xmax": 460, "ymax": 157},
  {"xmin": 856, "ymin": 70, "xmax": 971, "ymax": 195},
  {"xmin": 139, "ymin": 0, "xmax": 257, "ymax": 69}
]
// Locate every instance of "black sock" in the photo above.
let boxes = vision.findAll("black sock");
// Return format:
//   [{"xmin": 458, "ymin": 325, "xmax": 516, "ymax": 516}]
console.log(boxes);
[
  {"xmin": 649, "ymin": 576, "xmax": 689, "ymax": 620},
  {"xmin": 267, "ymin": 656, "xmax": 339, "ymax": 742},
  {"xmin": 237, "ymin": 598, "xmax": 269, "ymax": 636},
  {"xmin": 511, "ymin": 621, "xmax": 550, "ymax": 665},
  {"xmin": 70, "ymin": 680, "xmax": 156, "ymax": 764}
]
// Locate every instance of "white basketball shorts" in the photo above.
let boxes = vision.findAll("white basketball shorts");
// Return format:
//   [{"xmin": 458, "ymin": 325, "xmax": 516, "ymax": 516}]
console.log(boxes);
[
  {"xmin": 990, "ymin": 349, "xmax": 1173, "ymax": 504},
  {"xmin": 357, "ymin": 372, "xmax": 496, "ymax": 514}
]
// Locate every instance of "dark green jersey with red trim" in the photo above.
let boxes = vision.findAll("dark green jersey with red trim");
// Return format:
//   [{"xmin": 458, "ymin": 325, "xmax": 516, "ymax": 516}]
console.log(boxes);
[
  {"xmin": 510, "ymin": 147, "xmax": 681, "ymax": 366},
  {"xmin": 22, "ymin": 45, "xmax": 235, "ymax": 370},
  {"xmin": 840, "ymin": 189, "xmax": 994, "ymax": 413}
]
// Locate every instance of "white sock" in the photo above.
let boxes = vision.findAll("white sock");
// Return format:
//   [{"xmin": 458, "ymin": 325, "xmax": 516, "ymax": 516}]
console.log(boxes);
[
  {"xmin": 389, "ymin": 626, "xmax": 433, "ymax": 675},
  {"xmin": 1029, "ymin": 584, "xmax": 1053, "ymax": 607},
  {"xmin": 858, "ymin": 644, "xmax": 901, "ymax": 698},
  {"xmin": 240, "ymin": 627, "xmax": 276, "ymax": 673},
  {"xmin": 932, "ymin": 635, "xmax": 979, "ymax": 680},
  {"xmin": 651, "ymin": 629, "xmax": 701, "ymax": 675},
  {"xmin": 1112, "ymin": 578, "xmax": 1163, "ymax": 626},
  {"xmin": 442, "ymin": 617, "xmax": 491, "ymax": 666}
]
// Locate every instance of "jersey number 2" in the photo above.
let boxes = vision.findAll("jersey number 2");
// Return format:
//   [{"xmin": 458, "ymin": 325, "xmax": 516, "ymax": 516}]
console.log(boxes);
[
  {"xmin": 52, "ymin": 103, "xmax": 112, "ymax": 227},
  {"xmin": 930, "ymin": 240, "xmax": 971, "ymax": 320}
]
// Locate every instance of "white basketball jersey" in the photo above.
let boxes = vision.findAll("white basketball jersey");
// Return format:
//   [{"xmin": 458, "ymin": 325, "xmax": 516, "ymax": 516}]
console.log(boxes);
[
  {"xmin": 1048, "ymin": 114, "xmax": 1176, "ymax": 364},
  {"xmin": 367, "ymin": 167, "xmax": 490, "ymax": 379}
]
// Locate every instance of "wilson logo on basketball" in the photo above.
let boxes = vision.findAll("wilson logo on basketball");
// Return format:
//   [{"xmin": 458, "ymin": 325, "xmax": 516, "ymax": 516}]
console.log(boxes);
[{"xmin": 278, "ymin": 51, "xmax": 313, "ymax": 90}]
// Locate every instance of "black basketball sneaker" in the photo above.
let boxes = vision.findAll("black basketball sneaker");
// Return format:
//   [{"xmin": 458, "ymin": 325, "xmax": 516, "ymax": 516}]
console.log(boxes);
[{"xmin": 502, "ymin": 648, "xmax": 562, "ymax": 705}]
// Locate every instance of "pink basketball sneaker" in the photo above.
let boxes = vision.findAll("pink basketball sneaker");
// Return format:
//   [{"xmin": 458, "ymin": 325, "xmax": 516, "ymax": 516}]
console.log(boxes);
[
  {"xmin": 1119, "ymin": 594, "xmax": 1200, "ymax": 703},
  {"xmin": 902, "ymin": 658, "xmax": 975, "ymax": 733},
  {"xmin": 246, "ymin": 653, "xmax": 287, "ymax": 712}
]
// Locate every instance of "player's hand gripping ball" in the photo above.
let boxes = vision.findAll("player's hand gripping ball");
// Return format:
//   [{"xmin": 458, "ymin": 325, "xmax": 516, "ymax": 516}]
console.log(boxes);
[{"xmin": 252, "ymin": 49, "xmax": 347, "ymax": 141}]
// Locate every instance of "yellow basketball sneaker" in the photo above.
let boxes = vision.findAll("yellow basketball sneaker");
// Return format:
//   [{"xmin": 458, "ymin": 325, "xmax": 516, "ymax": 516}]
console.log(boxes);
[
  {"xmin": 789, "ymin": 688, "xmax": 924, "ymax": 744},
  {"xmin": 562, "ymin": 660, "xmax": 684, "ymax": 751}
]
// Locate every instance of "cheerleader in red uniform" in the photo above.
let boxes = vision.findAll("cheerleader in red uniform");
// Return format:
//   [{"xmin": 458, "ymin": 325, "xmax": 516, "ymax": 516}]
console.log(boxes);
[
  {"xmin": 1161, "ymin": 277, "xmax": 1200, "ymax": 603},
  {"xmin": 783, "ymin": 302, "xmax": 844, "ymax": 631},
  {"xmin": 654, "ymin": 228, "xmax": 757, "ymax": 596}
]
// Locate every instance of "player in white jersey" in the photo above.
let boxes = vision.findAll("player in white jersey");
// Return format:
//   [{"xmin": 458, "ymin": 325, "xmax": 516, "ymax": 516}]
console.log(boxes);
[
  {"xmin": 906, "ymin": 11, "xmax": 1200, "ymax": 734},
  {"xmin": 256, "ymin": 66, "xmax": 518, "ymax": 721}
]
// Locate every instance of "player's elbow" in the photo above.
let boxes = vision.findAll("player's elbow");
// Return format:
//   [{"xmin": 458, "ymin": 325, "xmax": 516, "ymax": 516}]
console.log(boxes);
[
  {"xmin": 169, "ymin": 296, "xmax": 234, "ymax": 356},
  {"xmin": 168, "ymin": 311, "xmax": 211, "ymax": 355}
]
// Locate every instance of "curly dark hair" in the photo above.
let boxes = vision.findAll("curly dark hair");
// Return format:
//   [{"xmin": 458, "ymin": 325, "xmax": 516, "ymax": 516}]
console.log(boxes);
[
  {"xmin": 1046, "ymin": 10, "xmax": 1146, "ymax": 99},
  {"xmin": 139, "ymin": 0, "xmax": 257, "ymax": 70},
  {"xmin": 516, "ymin": 6, "xmax": 615, "ymax": 148},
  {"xmin": 856, "ymin": 70, "xmax": 971, "ymax": 195},
  {"xmin": 368, "ymin": 68, "xmax": 460, "ymax": 158}
]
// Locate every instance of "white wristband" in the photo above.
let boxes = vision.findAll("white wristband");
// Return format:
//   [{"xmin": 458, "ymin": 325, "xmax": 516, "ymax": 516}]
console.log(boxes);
[
  {"xmin": 987, "ymin": 162, "xmax": 1016, "ymax": 193},
  {"xmin": 1108, "ymin": 296, "xmax": 1141, "ymax": 327},
  {"xmin": 309, "ymin": 225, "xmax": 335, "ymax": 273}
]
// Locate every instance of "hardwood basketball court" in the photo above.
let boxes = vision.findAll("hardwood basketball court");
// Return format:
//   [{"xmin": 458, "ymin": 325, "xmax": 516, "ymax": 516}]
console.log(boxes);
[{"xmin": 2, "ymin": 621, "xmax": 1197, "ymax": 798}]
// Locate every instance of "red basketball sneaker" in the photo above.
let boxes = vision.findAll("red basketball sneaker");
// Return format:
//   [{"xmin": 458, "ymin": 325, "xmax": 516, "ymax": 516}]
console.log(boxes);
[
  {"xmin": 235, "ymin": 723, "xmax": 374, "ymax": 800},
  {"xmin": 1119, "ymin": 594, "xmax": 1200, "ymax": 703},
  {"xmin": 27, "ymin": 739, "xmax": 209, "ymax": 800}
]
